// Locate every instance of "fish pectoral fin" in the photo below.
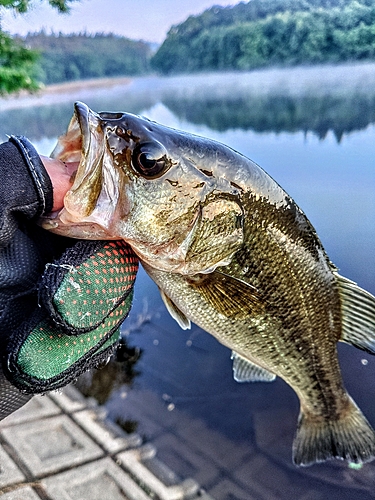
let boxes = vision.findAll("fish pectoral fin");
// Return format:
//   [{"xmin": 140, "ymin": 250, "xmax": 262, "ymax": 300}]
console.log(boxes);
[
  {"xmin": 159, "ymin": 289, "xmax": 191, "ymax": 330},
  {"xmin": 188, "ymin": 270, "xmax": 265, "ymax": 320},
  {"xmin": 231, "ymin": 351, "xmax": 276, "ymax": 383},
  {"xmin": 335, "ymin": 272, "xmax": 375, "ymax": 354}
]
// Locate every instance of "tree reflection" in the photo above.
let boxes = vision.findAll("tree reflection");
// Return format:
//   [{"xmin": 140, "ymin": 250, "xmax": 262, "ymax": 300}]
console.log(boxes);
[
  {"xmin": 162, "ymin": 91, "xmax": 375, "ymax": 142},
  {"xmin": 76, "ymin": 338, "xmax": 142, "ymax": 405},
  {"xmin": 2, "ymin": 67, "xmax": 375, "ymax": 144}
]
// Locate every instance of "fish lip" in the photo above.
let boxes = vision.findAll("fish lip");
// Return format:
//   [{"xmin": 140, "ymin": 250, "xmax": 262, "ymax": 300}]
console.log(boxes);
[
  {"xmin": 74, "ymin": 101, "xmax": 90, "ymax": 158},
  {"xmin": 45, "ymin": 101, "xmax": 104, "ymax": 224}
]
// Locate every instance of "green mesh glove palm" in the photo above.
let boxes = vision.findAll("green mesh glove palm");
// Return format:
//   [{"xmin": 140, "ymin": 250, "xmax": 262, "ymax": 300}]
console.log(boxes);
[{"xmin": 5, "ymin": 239, "xmax": 138, "ymax": 393}]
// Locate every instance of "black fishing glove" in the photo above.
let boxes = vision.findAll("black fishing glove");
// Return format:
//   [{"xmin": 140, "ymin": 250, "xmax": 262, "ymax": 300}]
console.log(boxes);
[{"xmin": 0, "ymin": 137, "xmax": 138, "ymax": 417}]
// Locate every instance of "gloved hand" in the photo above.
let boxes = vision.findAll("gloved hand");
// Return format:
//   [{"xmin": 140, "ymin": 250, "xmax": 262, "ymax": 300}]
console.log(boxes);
[{"xmin": 0, "ymin": 136, "xmax": 138, "ymax": 418}]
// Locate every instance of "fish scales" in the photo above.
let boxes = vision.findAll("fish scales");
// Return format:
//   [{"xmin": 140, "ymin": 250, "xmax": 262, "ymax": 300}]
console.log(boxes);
[
  {"xmin": 145, "ymin": 190, "xmax": 346, "ymax": 421},
  {"xmin": 42, "ymin": 101, "xmax": 375, "ymax": 466}
]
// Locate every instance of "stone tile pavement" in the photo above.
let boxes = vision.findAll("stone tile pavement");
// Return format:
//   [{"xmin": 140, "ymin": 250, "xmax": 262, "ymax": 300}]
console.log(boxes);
[
  {"xmin": 3, "ymin": 379, "xmax": 372, "ymax": 499},
  {"xmin": 0, "ymin": 385, "xmax": 213, "ymax": 500}
]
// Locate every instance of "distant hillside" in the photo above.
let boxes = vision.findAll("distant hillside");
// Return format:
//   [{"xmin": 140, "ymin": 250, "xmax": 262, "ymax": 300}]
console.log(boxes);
[
  {"xmin": 25, "ymin": 32, "xmax": 152, "ymax": 85},
  {"xmin": 151, "ymin": 0, "xmax": 375, "ymax": 74}
]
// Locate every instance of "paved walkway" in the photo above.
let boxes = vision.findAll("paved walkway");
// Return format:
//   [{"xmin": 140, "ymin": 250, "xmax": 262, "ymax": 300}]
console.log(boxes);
[{"xmin": 0, "ymin": 385, "xmax": 212, "ymax": 500}]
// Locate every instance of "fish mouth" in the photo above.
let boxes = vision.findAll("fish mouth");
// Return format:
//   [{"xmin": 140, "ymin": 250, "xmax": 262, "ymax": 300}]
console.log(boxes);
[
  {"xmin": 51, "ymin": 101, "xmax": 89, "ymax": 166},
  {"xmin": 50, "ymin": 102, "xmax": 104, "ymax": 216},
  {"xmin": 41, "ymin": 101, "xmax": 116, "ymax": 239}
]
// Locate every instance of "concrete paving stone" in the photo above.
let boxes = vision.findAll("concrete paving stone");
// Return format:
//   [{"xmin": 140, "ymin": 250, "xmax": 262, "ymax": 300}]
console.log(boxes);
[
  {"xmin": 173, "ymin": 414, "xmax": 253, "ymax": 471},
  {"xmin": 49, "ymin": 384, "xmax": 90, "ymax": 413},
  {"xmin": 116, "ymin": 392, "xmax": 169, "ymax": 440},
  {"xmin": 207, "ymin": 479, "xmax": 258, "ymax": 500},
  {"xmin": 0, "ymin": 486, "xmax": 42, "ymax": 500},
  {"xmin": 192, "ymin": 493, "xmax": 215, "ymax": 500},
  {"xmin": 152, "ymin": 433, "xmax": 219, "ymax": 487},
  {"xmin": 117, "ymin": 445, "xmax": 199, "ymax": 500},
  {"xmin": 72, "ymin": 409, "xmax": 142, "ymax": 454},
  {"xmin": 122, "ymin": 390, "xmax": 180, "ymax": 430},
  {"xmin": 121, "ymin": 389, "xmax": 252, "ymax": 472},
  {"xmin": 1, "ymin": 414, "xmax": 103, "ymax": 478},
  {"xmin": 298, "ymin": 491, "xmax": 328, "ymax": 500},
  {"xmin": 142, "ymin": 456, "xmax": 178, "ymax": 486},
  {"xmin": 0, "ymin": 396, "xmax": 60, "ymax": 428},
  {"xmin": 116, "ymin": 407, "xmax": 166, "ymax": 441},
  {"xmin": 233, "ymin": 454, "xmax": 297, "ymax": 500},
  {"xmin": 42, "ymin": 457, "xmax": 150, "ymax": 500},
  {"xmin": 252, "ymin": 408, "xmax": 295, "ymax": 462},
  {"xmin": 0, "ymin": 446, "xmax": 25, "ymax": 488}
]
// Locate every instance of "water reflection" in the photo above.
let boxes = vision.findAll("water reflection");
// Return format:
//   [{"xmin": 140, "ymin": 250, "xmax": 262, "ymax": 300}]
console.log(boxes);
[
  {"xmin": 104, "ymin": 267, "xmax": 375, "ymax": 500},
  {"xmin": 0, "ymin": 92, "xmax": 157, "ymax": 141},
  {"xmin": 76, "ymin": 340, "xmax": 142, "ymax": 406},
  {"xmin": 1, "ymin": 65, "xmax": 375, "ymax": 499},
  {"xmin": 2, "ymin": 63, "xmax": 375, "ymax": 142},
  {"xmin": 162, "ymin": 92, "xmax": 375, "ymax": 141}
]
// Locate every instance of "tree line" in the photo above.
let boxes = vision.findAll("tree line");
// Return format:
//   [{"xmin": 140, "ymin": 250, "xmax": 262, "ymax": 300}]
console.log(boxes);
[
  {"xmin": 25, "ymin": 32, "xmax": 151, "ymax": 85},
  {"xmin": 0, "ymin": 0, "xmax": 76, "ymax": 94},
  {"xmin": 3, "ymin": 0, "xmax": 375, "ymax": 94},
  {"xmin": 0, "ymin": 1, "xmax": 152, "ymax": 93},
  {"xmin": 151, "ymin": 0, "xmax": 375, "ymax": 73}
]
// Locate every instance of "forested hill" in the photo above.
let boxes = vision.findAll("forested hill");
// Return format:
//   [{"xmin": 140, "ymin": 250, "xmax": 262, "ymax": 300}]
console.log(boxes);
[
  {"xmin": 25, "ymin": 33, "xmax": 152, "ymax": 84},
  {"xmin": 151, "ymin": 0, "xmax": 375, "ymax": 74}
]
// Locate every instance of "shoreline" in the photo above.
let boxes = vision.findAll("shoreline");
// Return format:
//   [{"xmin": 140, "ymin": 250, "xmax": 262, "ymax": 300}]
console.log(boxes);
[
  {"xmin": 41, "ymin": 76, "xmax": 132, "ymax": 94},
  {"xmin": 2, "ymin": 61, "xmax": 375, "ymax": 113},
  {"xmin": 0, "ymin": 76, "xmax": 132, "ymax": 112}
]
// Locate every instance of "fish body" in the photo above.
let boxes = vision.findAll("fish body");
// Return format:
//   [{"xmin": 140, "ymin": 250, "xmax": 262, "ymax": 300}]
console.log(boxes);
[{"xmin": 43, "ymin": 102, "xmax": 375, "ymax": 466}]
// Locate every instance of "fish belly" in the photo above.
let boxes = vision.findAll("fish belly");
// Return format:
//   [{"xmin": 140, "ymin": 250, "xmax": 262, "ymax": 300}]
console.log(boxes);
[{"xmin": 144, "ymin": 262, "xmax": 347, "ymax": 418}]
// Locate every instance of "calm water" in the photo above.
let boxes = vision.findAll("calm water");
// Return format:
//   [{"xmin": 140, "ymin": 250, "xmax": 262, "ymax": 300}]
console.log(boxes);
[{"xmin": 1, "ymin": 64, "xmax": 375, "ymax": 498}]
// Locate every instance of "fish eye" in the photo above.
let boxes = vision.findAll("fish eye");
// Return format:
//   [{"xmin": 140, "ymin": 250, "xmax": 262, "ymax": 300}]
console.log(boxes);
[{"xmin": 132, "ymin": 141, "xmax": 169, "ymax": 178}]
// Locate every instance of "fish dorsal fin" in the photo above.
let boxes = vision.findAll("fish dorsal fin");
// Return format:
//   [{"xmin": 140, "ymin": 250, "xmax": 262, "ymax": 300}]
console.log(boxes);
[
  {"xmin": 188, "ymin": 270, "xmax": 265, "ymax": 320},
  {"xmin": 231, "ymin": 351, "xmax": 276, "ymax": 382},
  {"xmin": 159, "ymin": 289, "xmax": 191, "ymax": 330},
  {"xmin": 335, "ymin": 272, "xmax": 375, "ymax": 354}
]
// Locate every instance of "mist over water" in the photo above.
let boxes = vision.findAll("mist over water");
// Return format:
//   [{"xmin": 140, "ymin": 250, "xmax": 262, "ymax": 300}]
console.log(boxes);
[
  {"xmin": 3, "ymin": 62, "xmax": 375, "ymax": 141},
  {"xmin": 2, "ymin": 63, "xmax": 375, "ymax": 498}
]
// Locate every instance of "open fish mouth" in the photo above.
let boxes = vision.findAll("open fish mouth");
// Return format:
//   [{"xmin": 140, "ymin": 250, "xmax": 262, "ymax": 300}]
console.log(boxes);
[
  {"xmin": 41, "ymin": 102, "xmax": 120, "ymax": 239},
  {"xmin": 51, "ymin": 101, "xmax": 89, "ymax": 166},
  {"xmin": 51, "ymin": 101, "xmax": 103, "ymax": 219}
]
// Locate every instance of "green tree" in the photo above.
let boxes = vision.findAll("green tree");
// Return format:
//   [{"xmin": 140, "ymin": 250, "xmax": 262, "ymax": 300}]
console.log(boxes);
[
  {"xmin": 0, "ymin": 0, "xmax": 75, "ymax": 94},
  {"xmin": 26, "ymin": 32, "xmax": 151, "ymax": 84},
  {"xmin": 151, "ymin": 0, "xmax": 375, "ymax": 74}
]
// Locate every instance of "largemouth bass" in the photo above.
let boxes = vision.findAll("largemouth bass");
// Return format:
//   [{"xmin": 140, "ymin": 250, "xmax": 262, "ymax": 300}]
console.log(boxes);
[{"xmin": 43, "ymin": 101, "xmax": 375, "ymax": 466}]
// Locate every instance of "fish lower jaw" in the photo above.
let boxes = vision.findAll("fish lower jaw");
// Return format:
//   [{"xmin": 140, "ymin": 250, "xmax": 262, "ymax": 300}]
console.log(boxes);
[{"xmin": 41, "ymin": 212, "xmax": 115, "ymax": 240}]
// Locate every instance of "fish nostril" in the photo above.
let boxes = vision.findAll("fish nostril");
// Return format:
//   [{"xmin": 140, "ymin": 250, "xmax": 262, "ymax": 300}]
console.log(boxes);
[
  {"xmin": 116, "ymin": 126, "xmax": 126, "ymax": 136},
  {"xmin": 99, "ymin": 112, "xmax": 124, "ymax": 120}
]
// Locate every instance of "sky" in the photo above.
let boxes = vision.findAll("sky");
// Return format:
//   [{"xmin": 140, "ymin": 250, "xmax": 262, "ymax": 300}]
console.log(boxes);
[{"xmin": 1, "ymin": 0, "xmax": 242, "ymax": 43}]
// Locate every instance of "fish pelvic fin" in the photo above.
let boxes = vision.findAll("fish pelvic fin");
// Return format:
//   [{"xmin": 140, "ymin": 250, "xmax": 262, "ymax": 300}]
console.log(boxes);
[
  {"xmin": 231, "ymin": 351, "xmax": 276, "ymax": 382},
  {"xmin": 293, "ymin": 397, "xmax": 375, "ymax": 466},
  {"xmin": 159, "ymin": 289, "xmax": 191, "ymax": 330},
  {"xmin": 335, "ymin": 272, "xmax": 375, "ymax": 354}
]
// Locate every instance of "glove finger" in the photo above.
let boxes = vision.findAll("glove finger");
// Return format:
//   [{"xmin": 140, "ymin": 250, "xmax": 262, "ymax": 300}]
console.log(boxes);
[
  {"xmin": 0, "ymin": 229, "xmax": 42, "ymax": 292},
  {"xmin": 40, "ymin": 240, "xmax": 138, "ymax": 335},
  {"xmin": 6, "ymin": 288, "xmax": 133, "ymax": 394}
]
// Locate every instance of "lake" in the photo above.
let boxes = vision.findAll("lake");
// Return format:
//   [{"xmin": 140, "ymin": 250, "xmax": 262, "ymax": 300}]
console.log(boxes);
[{"xmin": 1, "ymin": 63, "xmax": 375, "ymax": 499}]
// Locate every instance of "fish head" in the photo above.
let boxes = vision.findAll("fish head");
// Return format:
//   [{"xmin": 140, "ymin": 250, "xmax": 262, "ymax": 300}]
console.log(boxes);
[{"xmin": 43, "ymin": 102, "xmax": 244, "ymax": 274}]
